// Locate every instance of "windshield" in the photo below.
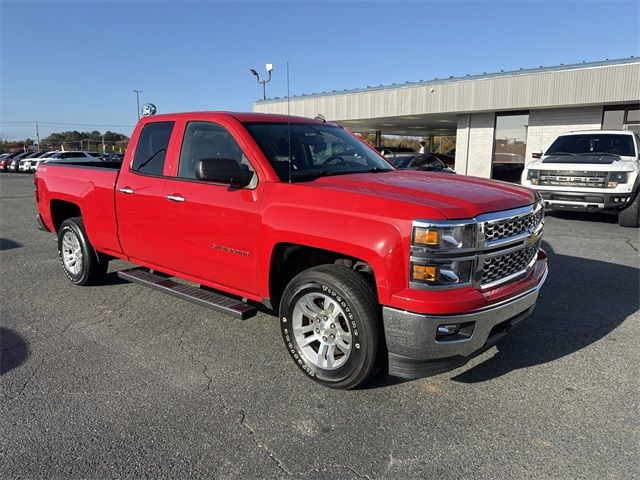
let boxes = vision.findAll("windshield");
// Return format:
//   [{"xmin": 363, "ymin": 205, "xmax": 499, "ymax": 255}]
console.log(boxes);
[
  {"xmin": 546, "ymin": 134, "xmax": 636, "ymax": 157},
  {"xmin": 244, "ymin": 122, "xmax": 394, "ymax": 182}
]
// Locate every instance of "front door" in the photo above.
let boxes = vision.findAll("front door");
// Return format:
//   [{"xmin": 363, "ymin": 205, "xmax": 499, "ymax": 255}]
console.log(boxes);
[{"xmin": 162, "ymin": 120, "xmax": 261, "ymax": 297}]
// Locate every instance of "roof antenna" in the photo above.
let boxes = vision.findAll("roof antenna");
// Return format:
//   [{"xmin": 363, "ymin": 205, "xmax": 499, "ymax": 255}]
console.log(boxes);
[{"xmin": 287, "ymin": 61, "xmax": 292, "ymax": 184}]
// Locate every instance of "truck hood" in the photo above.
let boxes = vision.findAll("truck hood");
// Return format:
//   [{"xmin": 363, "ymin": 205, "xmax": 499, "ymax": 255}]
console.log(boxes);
[
  {"xmin": 528, "ymin": 156, "xmax": 639, "ymax": 172},
  {"xmin": 541, "ymin": 153, "xmax": 634, "ymax": 165},
  {"xmin": 308, "ymin": 170, "xmax": 536, "ymax": 219}
]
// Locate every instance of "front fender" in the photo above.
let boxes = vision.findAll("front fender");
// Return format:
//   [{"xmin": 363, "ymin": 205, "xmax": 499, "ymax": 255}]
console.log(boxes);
[{"xmin": 259, "ymin": 203, "xmax": 407, "ymax": 305}]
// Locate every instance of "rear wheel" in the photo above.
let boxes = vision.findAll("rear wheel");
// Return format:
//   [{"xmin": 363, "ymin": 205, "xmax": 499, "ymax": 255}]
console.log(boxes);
[
  {"xmin": 619, "ymin": 192, "xmax": 640, "ymax": 227},
  {"xmin": 58, "ymin": 217, "xmax": 108, "ymax": 285},
  {"xmin": 279, "ymin": 265, "xmax": 381, "ymax": 389}
]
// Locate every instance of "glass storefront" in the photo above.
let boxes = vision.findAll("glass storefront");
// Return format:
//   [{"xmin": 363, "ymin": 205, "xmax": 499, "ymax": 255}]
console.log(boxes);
[{"xmin": 492, "ymin": 112, "xmax": 529, "ymax": 183}]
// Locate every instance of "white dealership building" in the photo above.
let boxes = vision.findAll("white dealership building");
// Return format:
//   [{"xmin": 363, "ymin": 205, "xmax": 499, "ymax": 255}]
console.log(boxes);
[{"xmin": 253, "ymin": 58, "xmax": 640, "ymax": 182}]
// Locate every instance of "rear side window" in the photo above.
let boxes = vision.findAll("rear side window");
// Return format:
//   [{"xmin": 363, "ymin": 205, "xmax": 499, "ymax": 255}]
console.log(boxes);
[{"xmin": 132, "ymin": 121, "xmax": 175, "ymax": 175}]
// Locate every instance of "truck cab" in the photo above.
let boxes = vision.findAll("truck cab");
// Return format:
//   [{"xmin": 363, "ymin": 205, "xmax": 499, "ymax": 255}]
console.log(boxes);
[{"xmin": 521, "ymin": 130, "xmax": 640, "ymax": 226}]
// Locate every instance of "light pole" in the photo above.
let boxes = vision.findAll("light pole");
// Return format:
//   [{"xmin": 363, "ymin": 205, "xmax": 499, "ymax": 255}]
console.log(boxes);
[
  {"xmin": 133, "ymin": 90, "xmax": 143, "ymax": 120},
  {"xmin": 249, "ymin": 64, "xmax": 273, "ymax": 100}
]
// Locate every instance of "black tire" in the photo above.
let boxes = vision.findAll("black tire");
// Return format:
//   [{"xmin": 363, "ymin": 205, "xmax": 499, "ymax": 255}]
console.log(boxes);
[
  {"xmin": 619, "ymin": 192, "xmax": 640, "ymax": 227},
  {"xmin": 279, "ymin": 264, "xmax": 382, "ymax": 389},
  {"xmin": 57, "ymin": 217, "xmax": 108, "ymax": 285}
]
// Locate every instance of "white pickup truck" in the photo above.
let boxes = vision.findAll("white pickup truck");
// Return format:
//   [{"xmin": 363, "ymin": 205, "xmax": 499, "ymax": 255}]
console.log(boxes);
[{"xmin": 521, "ymin": 130, "xmax": 640, "ymax": 227}]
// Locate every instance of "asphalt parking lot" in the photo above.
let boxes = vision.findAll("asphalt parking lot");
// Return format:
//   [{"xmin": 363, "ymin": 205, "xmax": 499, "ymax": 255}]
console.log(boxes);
[{"xmin": 1, "ymin": 173, "xmax": 638, "ymax": 479}]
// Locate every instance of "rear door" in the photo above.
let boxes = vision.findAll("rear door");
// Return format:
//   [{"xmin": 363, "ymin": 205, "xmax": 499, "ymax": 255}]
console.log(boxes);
[
  {"xmin": 115, "ymin": 120, "xmax": 176, "ymax": 268},
  {"xmin": 162, "ymin": 118, "xmax": 262, "ymax": 296}
]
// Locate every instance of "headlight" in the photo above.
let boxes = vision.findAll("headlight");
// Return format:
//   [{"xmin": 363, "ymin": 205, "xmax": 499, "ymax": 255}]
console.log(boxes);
[
  {"xmin": 411, "ymin": 221, "xmax": 476, "ymax": 287},
  {"xmin": 527, "ymin": 169, "xmax": 540, "ymax": 185},
  {"xmin": 607, "ymin": 172, "xmax": 629, "ymax": 188},
  {"xmin": 411, "ymin": 259, "xmax": 474, "ymax": 286},
  {"xmin": 412, "ymin": 223, "xmax": 476, "ymax": 251}
]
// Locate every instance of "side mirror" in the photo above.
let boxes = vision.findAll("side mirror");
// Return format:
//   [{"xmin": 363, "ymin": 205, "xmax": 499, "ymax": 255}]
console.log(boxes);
[
  {"xmin": 532, "ymin": 150, "xmax": 543, "ymax": 159},
  {"xmin": 195, "ymin": 158, "xmax": 253, "ymax": 187}
]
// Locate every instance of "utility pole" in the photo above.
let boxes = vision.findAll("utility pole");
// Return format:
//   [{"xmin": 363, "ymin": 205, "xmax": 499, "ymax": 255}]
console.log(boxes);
[
  {"xmin": 34, "ymin": 122, "xmax": 40, "ymax": 150},
  {"xmin": 102, "ymin": 135, "xmax": 106, "ymax": 153},
  {"xmin": 133, "ymin": 90, "xmax": 143, "ymax": 120}
]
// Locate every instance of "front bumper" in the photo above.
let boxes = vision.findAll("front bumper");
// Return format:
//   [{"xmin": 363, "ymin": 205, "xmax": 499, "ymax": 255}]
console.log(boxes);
[
  {"xmin": 383, "ymin": 265, "xmax": 548, "ymax": 379},
  {"xmin": 538, "ymin": 190, "xmax": 635, "ymax": 210}
]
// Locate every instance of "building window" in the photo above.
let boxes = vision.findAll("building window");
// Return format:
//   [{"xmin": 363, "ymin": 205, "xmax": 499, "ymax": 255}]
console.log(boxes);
[
  {"xmin": 492, "ymin": 112, "xmax": 529, "ymax": 183},
  {"xmin": 602, "ymin": 105, "xmax": 640, "ymax": 134},
  {"xmin": 602, "ymin": 109, "xmax": 625, "ymax": 129}
]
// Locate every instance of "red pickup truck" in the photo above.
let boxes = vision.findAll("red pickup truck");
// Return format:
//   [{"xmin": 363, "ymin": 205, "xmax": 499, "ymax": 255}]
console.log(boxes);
[{"xmin": 35, "ymin": 111, "xmax": 548, "ymax": 389}]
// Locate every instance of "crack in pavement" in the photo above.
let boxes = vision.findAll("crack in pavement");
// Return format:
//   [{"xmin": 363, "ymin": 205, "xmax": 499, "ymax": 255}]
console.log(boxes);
[
  {"xmin": 624, "ymin": 237, "xmax": 638, "ymax": 253},
  {"xmin": 176, "ymin": 326, "xmax": 213, "ymax": 392},
  {"xmin": 304, "ymin": 465, "xmax": 372, "ymax": 479},
  {"xmin": 239, "ymin": 408, "xmax": 291, "ymax": 477},
  {"xmin": 3, "ymin": 358, "xmax": 46, "ymax": 401}
]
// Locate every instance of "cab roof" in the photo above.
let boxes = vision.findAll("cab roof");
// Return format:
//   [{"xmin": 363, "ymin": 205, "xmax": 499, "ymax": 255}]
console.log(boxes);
[
  {"xmin": 561, "ymin": 129, "xmax": 636, "ymax": 136},
  {"xmin": 142, "ymin": 111, "xmax": 327, "ymax": 125}
]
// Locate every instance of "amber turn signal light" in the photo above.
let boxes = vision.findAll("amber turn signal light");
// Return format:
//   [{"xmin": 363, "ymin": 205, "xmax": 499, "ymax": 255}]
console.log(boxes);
[
  {"xmin": 412, "ymin": 265, "xmax": 438, "ymax": 282},
  {"xmin": 414, "ymin": 227, "xmax": 439, "ymax": 246}
]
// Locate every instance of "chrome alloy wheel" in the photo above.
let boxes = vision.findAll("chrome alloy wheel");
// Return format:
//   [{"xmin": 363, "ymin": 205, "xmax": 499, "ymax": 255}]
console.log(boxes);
[
  {"xmin": 292, "ymin": 292, "xmax": 352, "ymax": 370},
  {"xmin": 61, "ymin": 231, "xmax": 83, "ymax": 276}
]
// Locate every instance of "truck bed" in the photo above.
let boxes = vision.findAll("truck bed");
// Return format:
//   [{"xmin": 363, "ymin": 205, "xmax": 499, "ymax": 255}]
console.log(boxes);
[{"xmin": 35, "ymin": 162, "xmax": 124, "ymax": 257}]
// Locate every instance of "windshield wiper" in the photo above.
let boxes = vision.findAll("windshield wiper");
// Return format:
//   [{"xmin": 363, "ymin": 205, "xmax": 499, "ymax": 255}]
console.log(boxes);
[
  {"xmin": 590, "ymin": 152, "xmax": 621, "ymax": 157},
  {"xmin": 291, "ymin": 167, "xmax": 392, "ymax": 181},
  {"xmin": 549, "ymin": 152, "xmax": 577, "ymax": 156},
  {"xmin": 356, "ymin": 167, "xmax": 393, "ymax": 173}
]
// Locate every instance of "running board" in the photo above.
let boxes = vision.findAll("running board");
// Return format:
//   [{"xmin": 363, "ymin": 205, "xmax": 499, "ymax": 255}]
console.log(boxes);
[{"xmin": 117, "ymin": 267, "xmax": 257, "ymax": 320}]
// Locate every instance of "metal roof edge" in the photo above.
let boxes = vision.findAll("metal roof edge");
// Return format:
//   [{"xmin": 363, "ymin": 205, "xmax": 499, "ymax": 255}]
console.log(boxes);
[{"xmin": 255, "ymin": 57, "xmax": 640, "ymax": 104}]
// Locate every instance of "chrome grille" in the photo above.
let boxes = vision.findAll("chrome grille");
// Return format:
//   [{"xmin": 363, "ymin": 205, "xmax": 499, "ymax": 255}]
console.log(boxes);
[
  {"xmin": 481, "ymin": 245, "xmax": 538, "ymax": 285},
  {"xmin": 484, "ymin": 209, "xmax": 543, "ymax": 243},
  {"xmin": 539, "ymin": 170, "xmax": 607, "ymax": 188}
]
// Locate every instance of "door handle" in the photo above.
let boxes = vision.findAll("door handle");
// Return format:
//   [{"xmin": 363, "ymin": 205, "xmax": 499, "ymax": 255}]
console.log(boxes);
[
  {"xmin": 118, "ymin": 187, "xmax": 134, "ymax": 195},
  {"xmin": 166, "ymin": 194, "xmax": 185, "ymax": 203}
]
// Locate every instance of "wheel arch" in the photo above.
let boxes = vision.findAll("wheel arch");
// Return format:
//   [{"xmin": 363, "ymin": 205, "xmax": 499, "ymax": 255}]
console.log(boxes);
[
  {"xmin": 50, "ymin": 199, "xmax": 82, "ymax": 233},
  {"xmin": 266, "ymin": 242, "xmax": 388, "ymax": 311}
]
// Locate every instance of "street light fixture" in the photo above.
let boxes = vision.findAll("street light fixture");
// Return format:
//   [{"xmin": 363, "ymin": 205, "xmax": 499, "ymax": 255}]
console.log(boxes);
[
  {"xmin": 133, "ymin": 89, "xmax": 143, "ymax": 120},
  {"xmin": 249, "ymin": 63, "xmax": 273, "ymax": 100}
]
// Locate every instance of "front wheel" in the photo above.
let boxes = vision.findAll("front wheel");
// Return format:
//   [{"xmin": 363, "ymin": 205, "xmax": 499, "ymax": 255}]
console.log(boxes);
[
  {"xmin": 619, "ymin": 192, "xmax": 640, "ymax": 227},
  {"xmin": 58, "ymin": 217, "xmax": 108, "ymax": 285},
  {"xmin": 279, "ymin": 265, "xmax": 382, "ymax": 389}
]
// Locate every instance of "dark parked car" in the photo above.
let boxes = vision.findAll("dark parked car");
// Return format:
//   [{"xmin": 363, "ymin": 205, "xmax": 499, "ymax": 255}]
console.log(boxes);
[{"xmin": 387, "ymin": 153, "xmax": 456, "ymax": 173}]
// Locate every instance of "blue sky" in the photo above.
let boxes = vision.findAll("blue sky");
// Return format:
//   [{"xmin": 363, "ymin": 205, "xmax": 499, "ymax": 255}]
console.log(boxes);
[{"xmin": 1, "ymin": 0, "xmax": 639, "ymax": 140}]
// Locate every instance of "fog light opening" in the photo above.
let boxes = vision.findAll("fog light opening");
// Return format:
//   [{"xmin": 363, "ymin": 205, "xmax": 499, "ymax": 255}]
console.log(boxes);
[
  {"xmin": 437, "ymin": 324, "xmax": 461, "ymax": 336},
  {"xmin": 436, "ymin": 321, "xmax": 475, "ymax": 342}
]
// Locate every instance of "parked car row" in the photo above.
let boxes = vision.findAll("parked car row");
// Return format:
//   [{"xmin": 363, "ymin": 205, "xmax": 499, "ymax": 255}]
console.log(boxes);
[{"xmin": 0, "ymin": 150, "xmax": 123, "ymax": 173}]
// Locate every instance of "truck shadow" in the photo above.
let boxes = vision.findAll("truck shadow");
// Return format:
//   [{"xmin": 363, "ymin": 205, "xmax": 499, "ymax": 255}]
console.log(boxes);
[
  {"xmin": 0, "ymin": 327, "xmax": 30, "ymax": 375},
  {"xmin": 545, "ymin": 210, "xmax": 618, "ymax": 224},
  {"xmin": 0, "ymin": 238, "xmax": 22, "ymax": 251},
  {"xmin": 452, "ymin": 241, "xmax": 639, "ymax": 383}
]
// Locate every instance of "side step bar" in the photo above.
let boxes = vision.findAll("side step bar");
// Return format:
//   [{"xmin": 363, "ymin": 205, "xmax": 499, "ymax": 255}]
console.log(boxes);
[{"xmin": 117, "ymin": 267, "xmax": 257, "ymax": 320}]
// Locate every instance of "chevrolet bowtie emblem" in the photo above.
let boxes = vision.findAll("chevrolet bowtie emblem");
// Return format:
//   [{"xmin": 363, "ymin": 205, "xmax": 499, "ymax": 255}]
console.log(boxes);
[{"xmin": 526, "ymin": 230, "xmax": 539, "ymax": 246}]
